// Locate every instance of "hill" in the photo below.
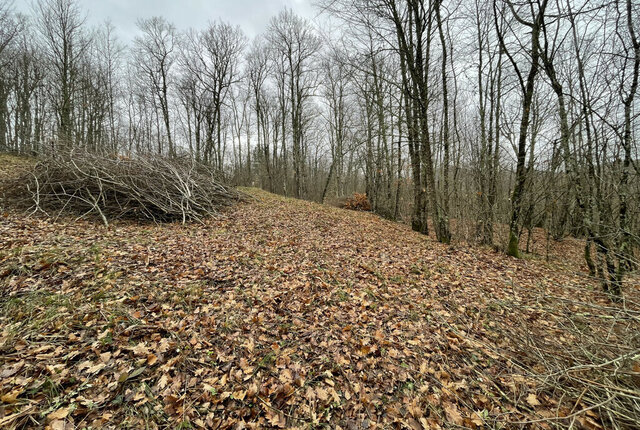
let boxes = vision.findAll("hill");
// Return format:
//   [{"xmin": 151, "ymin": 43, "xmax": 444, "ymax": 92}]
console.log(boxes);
[{"xmin": 0, "ymin": 155, "xmax": 638, "ymax": 429}]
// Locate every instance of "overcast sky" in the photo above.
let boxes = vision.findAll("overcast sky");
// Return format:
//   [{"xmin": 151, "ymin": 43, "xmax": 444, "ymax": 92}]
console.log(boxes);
[{"xmin": 17, "ymin": 0, "xmax": 320, "ymax": 42}]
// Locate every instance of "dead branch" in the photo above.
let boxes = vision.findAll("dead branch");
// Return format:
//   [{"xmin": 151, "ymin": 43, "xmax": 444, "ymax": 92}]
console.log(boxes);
[{"xmin": 16, "ymin": 150, "xmax": 244, "ymax": 224}]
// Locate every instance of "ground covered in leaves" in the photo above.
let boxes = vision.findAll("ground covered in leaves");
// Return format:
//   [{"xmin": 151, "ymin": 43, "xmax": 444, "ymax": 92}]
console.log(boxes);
[{"xmin": 1, "ymin": 158, "xmax": 638, "ymax": 429}]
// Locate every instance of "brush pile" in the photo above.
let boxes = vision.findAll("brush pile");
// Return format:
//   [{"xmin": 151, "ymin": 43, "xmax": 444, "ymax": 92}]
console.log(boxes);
[
  {"xmin": 19, "ymin": 151, "xmax": 242, "ymax": 225},
  {"xmin": 483, "ymin": 284, "xmax": 640, "ymax": 429}
]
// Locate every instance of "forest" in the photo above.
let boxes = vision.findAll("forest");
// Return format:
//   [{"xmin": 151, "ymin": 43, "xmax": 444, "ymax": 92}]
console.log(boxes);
[
  {"xmin": 1, "ymin": 0, "xmax": 639, "ymax": 290},
  {"xmin": 0, "ymin": 0, "xmax": 639, "ymax": 428}
]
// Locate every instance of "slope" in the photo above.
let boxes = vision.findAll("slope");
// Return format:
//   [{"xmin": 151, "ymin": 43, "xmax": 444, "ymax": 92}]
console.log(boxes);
[{"xmin": 0, "ymin": 164, "xmax": 638, "ymax": 428}]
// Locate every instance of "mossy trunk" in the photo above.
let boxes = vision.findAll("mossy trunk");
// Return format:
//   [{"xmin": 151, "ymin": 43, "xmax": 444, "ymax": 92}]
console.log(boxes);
[
  {"xmin": 584, "ymin": 238, "xmax": 596, "ymax": 276},
  {"xmin": 507, "ymin": 230, "xmax": 520, "ymax": 258}
]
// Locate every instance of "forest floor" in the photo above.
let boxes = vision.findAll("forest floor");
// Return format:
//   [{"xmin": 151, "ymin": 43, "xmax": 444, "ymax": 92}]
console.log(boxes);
[{"xmin": 0, "ymin": 154, "xmax": 638, "ymax": 429}]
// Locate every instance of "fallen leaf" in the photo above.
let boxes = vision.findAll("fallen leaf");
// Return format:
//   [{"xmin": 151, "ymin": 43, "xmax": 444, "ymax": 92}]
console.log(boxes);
[
  {"xmin": 0, "ymin": 361, "xmax": 25, "ymax": 378},
  {"xmin": 1, "ymin": 388, "xmax": 23, "ymax": 404},
  {"xmin": 47, "ymin": 407, "xmax": 70, "ymax": 422},
  {"xmin": 526, "ymin": 393, "xmax": 541, "ymax": 407},
  {"xmin": 316, "ymin": 387, "xmax": 329, "ymax": 402},
  {"xmin": 443, "ymin": 402, "xmax": 463, "ymax": 425}
]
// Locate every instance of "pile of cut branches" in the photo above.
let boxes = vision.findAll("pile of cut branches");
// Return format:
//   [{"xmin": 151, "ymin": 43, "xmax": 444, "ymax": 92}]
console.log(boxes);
[
  {"xmin": 485, "ymin": 281, "xmax": 640, "ymax": 429},
  {"xmin": 18, "ymin": 150, "xmax": 243, "ymax": 225}
]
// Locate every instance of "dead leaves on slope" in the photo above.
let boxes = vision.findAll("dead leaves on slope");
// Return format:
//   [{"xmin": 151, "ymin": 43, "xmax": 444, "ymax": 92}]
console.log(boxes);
[{"xmin": 1, "ymin": 189, "xmax": 633, "ymax": 428}]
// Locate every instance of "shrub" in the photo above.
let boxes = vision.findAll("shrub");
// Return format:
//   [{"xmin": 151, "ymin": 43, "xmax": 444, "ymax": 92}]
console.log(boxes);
[{"xmin": 343, "ymin": 193, "xmax": 371, "ymax": 211}]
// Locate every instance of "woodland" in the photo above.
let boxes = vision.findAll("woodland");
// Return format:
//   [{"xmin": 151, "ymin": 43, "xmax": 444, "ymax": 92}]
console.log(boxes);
[{"xmin": 0, "ymin": 0, "xmax": 639, "ymax": 428}]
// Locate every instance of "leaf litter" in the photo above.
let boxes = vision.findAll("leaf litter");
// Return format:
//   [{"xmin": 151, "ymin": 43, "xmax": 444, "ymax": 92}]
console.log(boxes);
[{"xmin": 1, "ymin": 188, "xmax": 638, "ymax": 429}]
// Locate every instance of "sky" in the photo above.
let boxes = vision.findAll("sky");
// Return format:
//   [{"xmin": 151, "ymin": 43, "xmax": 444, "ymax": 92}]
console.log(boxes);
[{"xmin": 16, "ymin": 0, "xmax": 320, "ymax": 42}]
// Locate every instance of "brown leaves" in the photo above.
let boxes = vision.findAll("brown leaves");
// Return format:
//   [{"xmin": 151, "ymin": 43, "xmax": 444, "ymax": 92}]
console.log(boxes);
[
  {"xmin": 1, "ymin": 388, "xmax": 23, "ymax": 404},
  {"xmin": 0, "ymin": 187, "xmax": 627, "ymax": 429},
  {"xmin": 443, "ymin": 402, "xmax": 464, "ymax": 425},
  {"xmin": 47, "ymin": 407, "xmax": 71, "ymax": 422},
  {"xmin": 526, "ymin": 393, "xmax": 541, "ymax": 407},
  {"xmin": 46, "ymin": 407, "xmax": 75, "ymax": 430},
  {"xmin": 0, "ymin": 360, "xmax": 25, "ymax": 378},
  {"xmin": 343, "ymin": 193, "xmax": 372, "ymax": 211},
  {"xmin": 147, "ymin": 353, "xmax": 158, "ymax": 366},
  {"xmin": 265, "ymin": 408, "xmax": 286, "ymax": 428}
]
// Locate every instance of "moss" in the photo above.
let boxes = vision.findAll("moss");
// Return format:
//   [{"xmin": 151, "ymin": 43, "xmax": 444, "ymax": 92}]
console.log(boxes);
[{"xmin": 506, "ymin": 231, "xmax": 520, "ymax": 258}]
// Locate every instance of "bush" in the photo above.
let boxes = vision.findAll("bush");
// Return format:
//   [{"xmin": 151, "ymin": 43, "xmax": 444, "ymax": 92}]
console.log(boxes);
[
  {"xmin": 14, "ymin": 150, "xmax": 243, "ymax": 225},
  {"xmin": 343, "ymin": 193, "xmax": 371, "ymax": 211}
]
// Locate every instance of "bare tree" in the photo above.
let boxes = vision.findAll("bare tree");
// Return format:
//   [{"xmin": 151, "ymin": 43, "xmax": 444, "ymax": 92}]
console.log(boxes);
[
  {"xmin": 494, "ymin": 0, "xmax": 548, "ymax": 257},
  {"xmin": 181, "ymin": 21, "xmax": 245, "ymax": 169},
  {"xmin": 266, "ymin": 9, "xmax": 321, "ymax": 198},
  {"xmin": 0, "ymin": 0, "xmax": 20, "ymax": 57},
  {"xmin": 618, "ymin": 0, "xmax": 640, "ymax": 282},
  {"xmin": 247, "ymin": 38, "xmax": 272, "ymax": 189},
  {"xmin": 133, "ymin": 17, "xmax": 177, "ymax": 156},
  {"xmin": 320, "ymin": 46, "xmax": 355, "ymax": 202},
  {"xmin": 0, "ymin": 0, "xmax": 637, "ymax": 295},
  {"xmin": 35, "ymin": 0, "xmax": 89, "ymax": 147},
  {"xmin": 388, "ymin": 0, "xmax": 451, "ymax": 242},
  {"xmin": 0, "ymin": 0, "xmax": 21, "ymax": 151},
  {"xmin": 94, "ymin": 20, "xmax": 124, "ymax": 152}
]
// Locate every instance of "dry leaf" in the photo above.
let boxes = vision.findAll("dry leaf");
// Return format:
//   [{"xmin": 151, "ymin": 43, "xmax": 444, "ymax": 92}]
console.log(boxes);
[
  {"xmin": 47, "ymin": 407, "xmax": 70, "ymax": 422},
  {"xmin": 316, "ymin": 387, "xmax": 329, "ymax": 402},
  {"xmin": 0, "ymin": 361, "xmax": 25, "ymax": 378},
  {"xmin": 443, "ymin": 402, "xmax": 463, "ymax": 425},
  {"xmin": 147, "ymin": 353, "xmax": 158, "ymax": 366},
  {"xmin": 1, "ymin": 388, "xmax": 23, "ymax": 404},
  {"xmin": 526, "ymin": 393, "xmax": 541, "ymax": 406}
]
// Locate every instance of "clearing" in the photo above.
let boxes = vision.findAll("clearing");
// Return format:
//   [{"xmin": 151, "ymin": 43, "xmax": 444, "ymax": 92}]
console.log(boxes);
[{"xmin": 0, "ymin": 155, "xmax": 638, "ymax": 429}]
